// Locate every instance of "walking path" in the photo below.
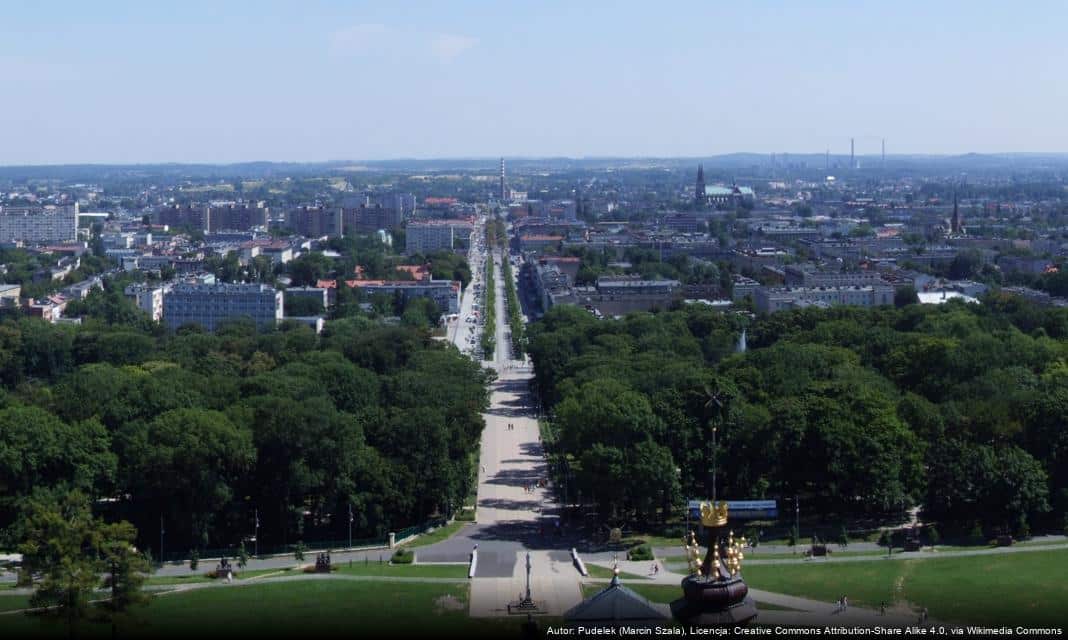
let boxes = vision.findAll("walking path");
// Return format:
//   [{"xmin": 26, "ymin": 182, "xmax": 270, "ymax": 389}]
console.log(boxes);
[{"xmin": 465, "ymin": 246, "xmax": 581, "ymax": 616}]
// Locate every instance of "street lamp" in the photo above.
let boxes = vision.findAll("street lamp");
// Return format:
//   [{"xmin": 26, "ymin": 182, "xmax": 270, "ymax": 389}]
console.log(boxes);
[
  {"xmin": 792, "ymin": 496, "xmax": 800, "ymax": 545},
  {"xmin": 254, "ymin": 508, "xmax": 259, "ymax": 558},
  {"xmin": 711, "ymin": 427, "xmax": 718, "ymax": 503}
]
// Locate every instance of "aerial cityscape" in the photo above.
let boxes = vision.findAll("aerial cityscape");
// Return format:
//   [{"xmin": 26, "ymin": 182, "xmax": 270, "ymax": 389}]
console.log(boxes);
[{"xmin": 2, "ymin": 2, "xmax": 1067, "ymax": 639}]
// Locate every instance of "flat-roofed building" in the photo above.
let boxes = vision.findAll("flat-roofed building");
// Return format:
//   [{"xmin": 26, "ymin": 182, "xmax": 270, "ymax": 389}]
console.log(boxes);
[
  {"xmin": 755, "ymin": 284, "xmax": 894, "ymax": 314},
  {"xmin": 350, "ymin": 279, "xmax": 460, "ymax": 314},
  {"xmin": 286, "ymin": 206, "xmax": 343, "ymax": 238},
  {"xmin": 405, "ymin": 220, "xmax": 472, "ymax": 255},
  {"xmin": 0, "ymin": 204, "xmax": 78, "ymax": 244},
  {"xmin": 124, "ymin": 284, "xmax": 164, "ymax": 322},
  {"xmin": 163, "ymin": 283, "xmax": 282, "ymax": 332}
]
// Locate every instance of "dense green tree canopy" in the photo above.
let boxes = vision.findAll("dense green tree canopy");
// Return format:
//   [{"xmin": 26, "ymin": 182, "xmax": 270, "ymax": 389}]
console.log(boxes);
[{"xmin": 529, "ymin": 298, "xmax": 1066, "ymax": 530}]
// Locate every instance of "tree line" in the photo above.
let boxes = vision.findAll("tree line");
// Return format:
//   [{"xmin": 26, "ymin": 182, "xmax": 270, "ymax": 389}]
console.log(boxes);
[
  {"xmin": 527, "ymin": 294, "xmax": 1068, "ymax": 537},
  {"xmin": 0, "ymin": 313, "xmax": 491, "ymax": 558}
]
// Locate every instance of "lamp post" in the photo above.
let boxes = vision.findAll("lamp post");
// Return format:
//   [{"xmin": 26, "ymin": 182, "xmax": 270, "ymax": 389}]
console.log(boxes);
[
  {"xmin": 794, "ymin": 496, "xmax": 800, "ymax": 544},
  {"xmin": 711, "ymin": 427, "xmax": 718, "ymax": 503},
  {"xmin": 348, "ymin": 503, "xmax": 354, "ymax": 550},
  {"xmin": 254, "ymin": 509, "xmax": 259, "ymax": 558}
]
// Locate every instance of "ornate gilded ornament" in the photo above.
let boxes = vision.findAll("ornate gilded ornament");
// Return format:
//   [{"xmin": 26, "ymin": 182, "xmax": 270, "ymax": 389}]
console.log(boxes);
[{"xmin": 699, "ymin": 500, "xmax": 729, "ymax": 527}]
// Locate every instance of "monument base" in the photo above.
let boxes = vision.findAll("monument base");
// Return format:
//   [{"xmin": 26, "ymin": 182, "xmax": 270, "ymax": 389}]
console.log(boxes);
[{"xmin": 670, "ymin": 575, "xmax": 758, "ymax": 627}]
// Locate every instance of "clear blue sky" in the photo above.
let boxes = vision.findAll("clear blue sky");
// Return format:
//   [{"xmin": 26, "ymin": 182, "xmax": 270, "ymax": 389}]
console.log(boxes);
[{"xmin": 2, "ymin": 0, "xmax": 1066, "ymax": 164}]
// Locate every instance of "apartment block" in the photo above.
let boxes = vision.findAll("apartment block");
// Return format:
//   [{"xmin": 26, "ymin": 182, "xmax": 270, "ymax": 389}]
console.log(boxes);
[{"xmin": 163, "ymin": 283, "xmax": 283, "ymax": 332}]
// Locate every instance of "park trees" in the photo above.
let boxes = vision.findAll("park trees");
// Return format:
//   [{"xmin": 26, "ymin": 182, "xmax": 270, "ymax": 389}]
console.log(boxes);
[
  {"xmin": 0, "ymin": 406, "xmax": 115, "ymax": 530},
  {"xmin": 118, "ymin": 408, "xmax": 255, "ymax": 550},
  {"xmin": 14, "ymin": 491, "xmax": 148, "ymax": 636},
  {"xmin": 528, "ymin": 298, "xmax": 1068, "ymax": 530}
]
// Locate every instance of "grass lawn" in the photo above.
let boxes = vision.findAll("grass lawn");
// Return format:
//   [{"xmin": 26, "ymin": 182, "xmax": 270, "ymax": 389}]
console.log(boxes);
[
  {"xmin": 144, "ymin": 567, "xmax": 297, "ymax": 586},
  {"xmin": 622, "ymin": 534, "xmax": 684, "ymax": 549},
  {"xmin": 3, "ymin": 580, "xmax": 525, "ymax": 638},
  {"xmin": 0, "ymin": 594, "xmax": 31, "ymax": 612},
  {"xmin": 584, "ymin": 564, "xmax": 649, "ymax": 580},
  {"xmin": 401, "ymin": 521, "xmax": 469, "ymax": 549},
  {"xmin": 333, "ymin": 562, "xmax": 468, "ymax": 578},
  {"xmin": 743, "ymin": 548, "xmax": 1068, "ymax": 626}
]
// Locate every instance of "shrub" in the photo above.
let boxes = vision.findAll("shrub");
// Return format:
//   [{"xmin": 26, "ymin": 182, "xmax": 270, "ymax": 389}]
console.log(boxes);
[
  {"xmin": 837, "ymin": 525, "xmax": 849, "ymax": 547},
  {"xmin": 627, "ymin": 544, "xmax": 653, "ymax": 561},
  {"xmin": 1062, "ymin": 513, "xmax": 1068, "ymax": 537},
  {"xmin": 660, "ymin": 525, "xmax": 686, "ymax": 540},
  {"xmin": 455, "ymin": 510, "xmax": 476, "ymax": 522},
  {"xmin": 237, "ymin": 542, "xmax": 249, "ymax": 569},
  {"xmin": 391, "ymin": 548, "xmax": 414, "ymax": 564},
  {"xmin": 925, "ymin": 525, "xmax": 940, "ymax": 546},
  {"xmin": 968, "ymin": 521, "xmax": 985, "ymax": 543},
  {"xmin": 189, "ymin": 549, "xmax": 199, "ymax": 571},
  {"xmin": 293, "ymin": 541, "xmax": 306, "ymax": 562}
]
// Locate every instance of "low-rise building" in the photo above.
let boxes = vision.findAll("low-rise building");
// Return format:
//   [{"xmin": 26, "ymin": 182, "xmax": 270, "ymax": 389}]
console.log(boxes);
[
  {"xmin": 350, "ymin": 279, "xmax": 460, "ymax": 314},
  {"xmin": 784, "ymin": 265, "xmax": 889, "ymax": 288},
  {"xmin": 163, "ymin": 283, "xmax": 283, "ymax": 332},
  {"xmin": 755, "ymin": 284, "xmax": 895, "ymax": 313},
  {"xmin": 0, "ymin": 284, "xmax": 21, "ymax": 308},
  {"xmin": 732, "ymin": 275, "xmax": 760, "ymax": 302}
]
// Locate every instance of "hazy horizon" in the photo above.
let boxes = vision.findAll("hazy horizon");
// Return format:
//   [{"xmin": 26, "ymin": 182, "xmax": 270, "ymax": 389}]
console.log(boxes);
[{"xmin": 3, "ymin": 0, "xmax": 1067, "ymax": 165}]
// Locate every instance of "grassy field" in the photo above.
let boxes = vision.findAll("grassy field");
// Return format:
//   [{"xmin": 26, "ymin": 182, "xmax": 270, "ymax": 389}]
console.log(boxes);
[
  {"xmin": 401, "ymin": 521, "xmax": 469, "ymax": 549},
  {"xmin": 0, "ymin": 594, "xmax": 31, "ymax": 612},
  {"xmin": 742, "ymin": 548, "xmax": 1068, "ymax": 626},
  {"xmin": 333, "ymin": 562, "xmax": 469, "ymax": 578},
  {"xmin": 1, "ymin": 580, "xmax": 527, "ymax": 638},
  {"xmin": 145, "ymin": 567, "xmax": 297, "ymax": 586},
  {"xmin": 584, "ymin": 564, "xmax": 650, "ymax": 580}
]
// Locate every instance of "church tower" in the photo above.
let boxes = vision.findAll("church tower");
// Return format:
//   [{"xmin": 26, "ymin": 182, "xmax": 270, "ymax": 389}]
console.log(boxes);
[{"xmin": 695, "ymin": 164, "xmax": 706, "ymax": 207}]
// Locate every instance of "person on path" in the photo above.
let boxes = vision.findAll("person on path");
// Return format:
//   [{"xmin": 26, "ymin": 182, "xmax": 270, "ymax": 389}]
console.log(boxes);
[{"xmin": 843, "ymin": 595, "xmax": 849, "ymax": 611}]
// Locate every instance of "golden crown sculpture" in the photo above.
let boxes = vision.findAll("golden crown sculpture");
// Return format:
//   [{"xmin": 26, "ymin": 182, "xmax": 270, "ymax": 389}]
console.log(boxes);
[{"xmin": 699, "ymin": 501, "xmax": 729, "ymax": 527}]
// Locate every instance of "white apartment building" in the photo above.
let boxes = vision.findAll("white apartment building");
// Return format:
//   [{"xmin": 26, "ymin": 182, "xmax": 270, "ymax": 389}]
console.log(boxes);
[{"xmin": 124, "ymin": 284, "xmax": 165, "ymax": 322}]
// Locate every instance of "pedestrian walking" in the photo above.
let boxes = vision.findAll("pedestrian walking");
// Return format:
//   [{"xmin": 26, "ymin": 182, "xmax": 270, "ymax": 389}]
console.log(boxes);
[
  {"xmin": 842, "ymin": 595, "xmax": 849, "ymax": 611},
  {"xmin": 880, "ymin": 601, "xmax": 886, "ymax": 616}
]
